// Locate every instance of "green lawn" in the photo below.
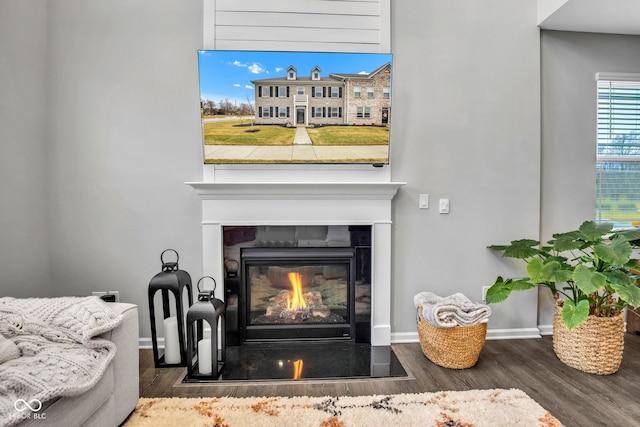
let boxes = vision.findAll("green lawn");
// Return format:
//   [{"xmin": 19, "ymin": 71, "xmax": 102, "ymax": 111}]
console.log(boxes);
[
  {"xmin": 306, "ymin": 125, "xmax": 389, "ymax": 145},
  {"xmin": 202, "ymin": 119, "xmax": 295, "ymax": 145},
  {"xmin": 202, "ymin": 119, "xmax": 389, "ymax": 146}
]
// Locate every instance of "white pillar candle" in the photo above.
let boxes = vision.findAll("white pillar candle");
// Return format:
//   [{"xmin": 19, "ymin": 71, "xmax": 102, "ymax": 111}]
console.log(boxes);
[
  {"xmin": 198, "ymin": 338, "xmax": 212, "ymax": 375},
  {"xmin": 163, "ymin": 316, "xmax": 181, "ymax": 364}
]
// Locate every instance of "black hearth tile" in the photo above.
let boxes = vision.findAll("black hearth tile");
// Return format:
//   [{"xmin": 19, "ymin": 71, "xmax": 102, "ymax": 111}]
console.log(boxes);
[{"xmin": 189, "ymin": 343, "xmax": 407, "ymax": 382}]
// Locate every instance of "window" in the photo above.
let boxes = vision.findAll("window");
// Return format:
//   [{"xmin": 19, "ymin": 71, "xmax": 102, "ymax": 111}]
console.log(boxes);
[
  {"xmin": 354, "ymin": 86, "xmax": 361, "ymax": 97},
  {"xmin": 297, "ymin": 86, "xmax": 304, "ymax": 95},
  {"xmin": 277, "ymin": 107, "xmax": 287, "ymax": 118},
  {"xmin": 314, "ymin": 87, "xmax": 323, "ymax": 98},
  {"xmin": 261, "ymin": 86, "xmax": 269, "ymax": 98},
  {"xmin": 596, "ymin": 73, "xmax": 640, "ymax": 227},
  {"xmin": 367, "ymin": 86, "xmax": 374, "ymax": 98},
  {"xmin": 330, "ymin": 87, "xmax": 339, "ymax": 98},
  {"xmin": 313, "ymin": 72, "xmax": 320, "ymax": 80},
  {"xmin": 261, "ymin": 106, "xmax": 270, "ymax": 118},
  {"xmin": 278, "ymin": 86, "xmax": 287, "ymax": 97},
  {"xmin": 383, "ymin": 86, "xmax": 390, "ymax": 99},
  {"xmin": 357, "ymin": 106, "xmax": 371, "ymax": 118},
  {"xmin": 314, "ymin": 107, "xmax": 323, "ymax": 118},
  {"xmin": 330, "ymin": 107, "xmax": 339, "ymax": 118}
]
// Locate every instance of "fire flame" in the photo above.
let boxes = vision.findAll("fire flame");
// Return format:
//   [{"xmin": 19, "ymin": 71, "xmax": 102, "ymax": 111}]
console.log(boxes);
[
  {"xmin": 293, "ymin": 359, "xmax": 304, "ymax": 380},
  {"xmin": 286, "ymin": 272, "xmax": 307, "ymax": 311}
]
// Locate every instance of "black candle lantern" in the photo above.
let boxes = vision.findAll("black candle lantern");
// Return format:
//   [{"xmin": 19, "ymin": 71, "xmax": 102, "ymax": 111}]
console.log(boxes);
[
  {"xmin": 148, "ymin": 249, "xmax": 193, "ymax": 368},
  {"xmin": 186, "ymin": 276, "xmax": 226, "ymax": 381}
]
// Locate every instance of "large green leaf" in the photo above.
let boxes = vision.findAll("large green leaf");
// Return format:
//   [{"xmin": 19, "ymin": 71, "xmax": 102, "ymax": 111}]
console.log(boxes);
[
  {"xmin": 546, "ymin": 255, "xmax": 568, "ymax": 264},
  {"xmin": 485, "ymin": 277, "xmax": 513, "ymax": 303},
  {"xmin": 625, "ymin": 258, "xmax": 640, "ymax": 270},
  {"xmin": 605, "ymin": 269, "xmax": 634, "ymax": 287},
  {"xmin": 499, "ymin": 239, "xmax": 540, "ymax": 259},
  {"xmin": 561, "ymin": 299, "xmax": 590, "ymax": 330},
  {"xmin": 551, "ymin": 231, "xmax": 583, "ymax": 252},
  {"xmin": 593, "ymin": 236, "xmax": 632, "ymax": 266},
  {"xmin": 572, "ymin": 264, "xmax": 606, "ymax": 294},
  {"xmin": 527, "ymin": 258, "xmax": 573, "ymax": 283},
  {"xmin": 607, "ymin": 270, "xmax": 640, "ymax": 307},
  {"xmin": 510, "ymin": 278, "xmax": 536, "ymax": 291},
  {"xmin": 578, "ymin": 221, "xmax": 613, "ymax": 242},
  {"xmin": 612, "ymin": 282, "xmax": 640, "ymax": 307},
  {"xmin": 614, "ymin": 228, "xmax": 640, "ymax": 243},
  {"xmin": 526, "ymin": 258, "xmax": 544, "ymax": 282},
  {"xmin": 542, "ymin": 260, "xmax": 573, "ymax": 283}
]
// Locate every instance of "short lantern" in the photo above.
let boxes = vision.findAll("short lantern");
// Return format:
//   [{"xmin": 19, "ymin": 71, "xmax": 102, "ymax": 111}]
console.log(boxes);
[
  {"xmin": 186, "ymin": 276, "xmax": 226, "ymax": 381},
  {"xmin": 148, "ymin": 249, "xmax": 193, "ymax": 368}
]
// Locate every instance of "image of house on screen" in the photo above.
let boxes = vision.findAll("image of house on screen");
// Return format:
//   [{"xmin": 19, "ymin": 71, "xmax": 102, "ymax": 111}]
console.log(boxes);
[{"xmin": 251, "ymin": 63, "xmax": 391, "ymax": 127}]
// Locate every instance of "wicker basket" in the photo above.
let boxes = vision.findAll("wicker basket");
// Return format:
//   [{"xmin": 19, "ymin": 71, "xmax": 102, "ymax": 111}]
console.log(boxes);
[
  {"xmin": 552, "ymin": 303, "xmax": 625, "ymax": 375},
  {"xmin": 417, "ymin": 310, "xmax": 487, "ymax": 369}
]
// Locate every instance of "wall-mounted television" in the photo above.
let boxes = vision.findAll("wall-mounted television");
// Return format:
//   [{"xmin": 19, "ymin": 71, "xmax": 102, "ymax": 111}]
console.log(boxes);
[{"xmin": 197, "ymin": 50, "xmax": 392, "ymax": 165}]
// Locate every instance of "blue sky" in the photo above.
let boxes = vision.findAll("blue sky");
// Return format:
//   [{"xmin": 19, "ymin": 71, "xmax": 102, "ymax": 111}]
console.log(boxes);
[{"xmin": 197, "ymin": 50, "xmax": 392, "ymax": 105}]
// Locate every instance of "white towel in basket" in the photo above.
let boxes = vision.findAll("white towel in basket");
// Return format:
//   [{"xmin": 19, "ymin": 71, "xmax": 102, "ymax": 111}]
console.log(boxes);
[{"xmin": 414, "ymin": 291, "xmax": 491, "ymax": 328}]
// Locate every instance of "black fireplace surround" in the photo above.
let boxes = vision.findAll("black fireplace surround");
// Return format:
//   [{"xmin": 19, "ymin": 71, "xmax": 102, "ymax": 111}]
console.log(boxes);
[{"xmin": 223, "ymin": 225, "xmax": 373, "ymax": 347}]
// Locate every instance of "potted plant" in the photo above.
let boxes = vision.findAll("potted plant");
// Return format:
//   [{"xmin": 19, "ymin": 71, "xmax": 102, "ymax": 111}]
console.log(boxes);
[{"xmin": 486, "ymin": 220, "xmax": 640, "ymax": 374}]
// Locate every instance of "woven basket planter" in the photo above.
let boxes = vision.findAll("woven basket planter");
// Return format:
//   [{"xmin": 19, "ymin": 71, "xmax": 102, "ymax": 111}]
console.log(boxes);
[
  {"xmin": 552, "ymin": 303, "xmax": 625, "ymax": 375},
  {"xmin": 417, "ymin": 312, "xmax": 487, "ymax": 369}
]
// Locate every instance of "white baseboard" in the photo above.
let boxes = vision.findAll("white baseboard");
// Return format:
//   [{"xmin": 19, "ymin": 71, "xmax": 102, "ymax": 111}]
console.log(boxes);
[
  {"xmin": 390, "ymin": 332, "xmax": 419, "ymax": 343},
  {"xmin": 139, "ymin": 337, "xmax": 155, "ymax": 349},
  {"xmin": 390, "ymin": 327, "xmax": 542, "ymax": 344},
  {"xmin": 485, "ymin": 327, "xmax": 541, "ymax": 340},
  {"xmin": 538, "ymin": 324, "xmax": 553, "ymax": 336}
]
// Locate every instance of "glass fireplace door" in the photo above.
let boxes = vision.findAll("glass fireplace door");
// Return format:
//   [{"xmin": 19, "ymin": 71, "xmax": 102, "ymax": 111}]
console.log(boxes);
[{"xmin": 240, "ymin": 247, "xmax": 355, "ymax": 342}]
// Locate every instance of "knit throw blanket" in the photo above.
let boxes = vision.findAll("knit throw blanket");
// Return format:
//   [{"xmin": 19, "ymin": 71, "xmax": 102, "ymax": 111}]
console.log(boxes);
[
  {"xmin": 414, "ymin": 292, "xmax": 491, "ymax": 328},
  {"xmin": 0, "ymin": 296, "xmax": 123, "ymax": 427}
]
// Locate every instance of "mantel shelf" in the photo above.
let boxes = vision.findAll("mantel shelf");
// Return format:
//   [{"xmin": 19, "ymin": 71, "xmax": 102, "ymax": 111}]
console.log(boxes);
[{"xmin": 185, "ymin": 182, "xmax": 406, "ymax": 200}]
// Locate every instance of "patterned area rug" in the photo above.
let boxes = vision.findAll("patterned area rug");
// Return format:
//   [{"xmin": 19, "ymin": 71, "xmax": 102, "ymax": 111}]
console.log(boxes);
[{"xmin": 124, "ymin": 388, "xmax": 563, "ymax": 427}]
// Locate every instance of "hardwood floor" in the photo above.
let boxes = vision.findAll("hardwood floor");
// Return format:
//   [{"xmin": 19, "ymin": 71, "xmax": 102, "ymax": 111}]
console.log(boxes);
[{"xmin": 138, "ymin": 334, "xmax": 640, "ymax": 427}]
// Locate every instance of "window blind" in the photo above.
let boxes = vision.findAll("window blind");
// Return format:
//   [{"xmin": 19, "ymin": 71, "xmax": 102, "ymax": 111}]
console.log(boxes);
[{"xmin": 596, "ymin": 76, "xmax": 640, "ymax": 227}]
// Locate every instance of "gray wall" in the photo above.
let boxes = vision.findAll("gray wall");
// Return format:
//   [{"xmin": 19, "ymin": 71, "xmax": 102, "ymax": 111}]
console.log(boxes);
[
  {"xmin": 44, "ymin": 0, "xmax": 204, "ymax": 338},
  {"xmin": 390, "ymin": 1, "xmax": 541, "ymax": 335},
  {"xmin": 539, "ymin": 30, "xmax": 640, "ymax": 325},
  {"xmin": 0, "ymin": 0, "xmax": 579, "ymax": 339},
  {"xmin": 0, "ymin": 0, "xmax": 52, "ymax": 297}
]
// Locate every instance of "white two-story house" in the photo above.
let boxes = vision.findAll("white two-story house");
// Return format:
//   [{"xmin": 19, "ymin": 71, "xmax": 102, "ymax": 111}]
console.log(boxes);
[{"xmin": 252, "ymin": 63, "xmax": 391, "ymax": 127}]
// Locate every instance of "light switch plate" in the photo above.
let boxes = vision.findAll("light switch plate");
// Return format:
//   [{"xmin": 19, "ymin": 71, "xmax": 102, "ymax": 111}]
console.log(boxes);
[
  {"xmin": 439, "ymin": 198, "xmax": 450, "ymax": 214},
  {"xmin": 419, "ymin": 194, "xmax": 429, "ymax": 209}
]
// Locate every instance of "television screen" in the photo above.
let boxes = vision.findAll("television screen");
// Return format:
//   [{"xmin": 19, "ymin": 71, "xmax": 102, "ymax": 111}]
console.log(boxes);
[{"xmin": 197, "ymin": 50, "xmax": 392, "ymax": 165}]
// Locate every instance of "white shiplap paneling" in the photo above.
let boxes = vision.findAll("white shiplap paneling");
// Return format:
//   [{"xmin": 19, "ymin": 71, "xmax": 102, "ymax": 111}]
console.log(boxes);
[
  {"xmin": 203, "ymin": 0, "xmax": 390, "ymax": 53},
  {"xmin": 215, "ymin": 0, "xmax": 380, "ymax": 16},
  {"xmin": 216, "ymin": 26, "xmax": 379, "ymax": 44}
]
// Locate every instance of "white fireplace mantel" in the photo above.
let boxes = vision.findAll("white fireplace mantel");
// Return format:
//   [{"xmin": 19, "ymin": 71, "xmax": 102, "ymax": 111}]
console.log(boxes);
[
  {"xmin": 186, "ymin": 181, "xmax": 406, "ymax": 346},
  {"xmin": 185, "ymin": 182, "xmax": 405, "ymax": 201}
]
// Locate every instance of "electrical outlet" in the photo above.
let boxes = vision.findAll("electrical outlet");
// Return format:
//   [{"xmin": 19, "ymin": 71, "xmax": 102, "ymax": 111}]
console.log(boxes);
[
  {"xmin": 482, "ymin": 286, "xmax": 490, "ymax": 302},
  {"xmin": 92, "ymin": 291, "xmax": 119, "ymax": 302}
]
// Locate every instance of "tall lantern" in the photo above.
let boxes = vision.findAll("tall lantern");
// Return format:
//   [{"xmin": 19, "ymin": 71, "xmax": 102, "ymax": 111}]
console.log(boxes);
[
  {"xmin": 186, "ymin": 276, "xmax": 226, "ymax": 381},
  {"xmin": 148, "ymin": 249, "xmax": 193, "ymax": 367}
]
